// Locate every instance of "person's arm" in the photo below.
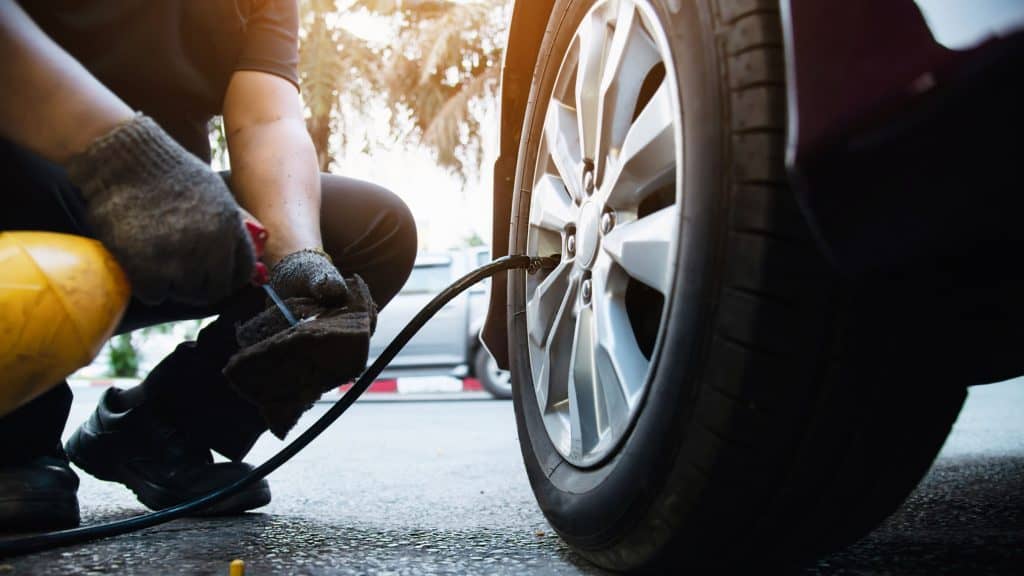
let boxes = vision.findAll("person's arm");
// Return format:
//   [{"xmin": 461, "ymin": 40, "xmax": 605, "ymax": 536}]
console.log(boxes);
[
  {"xmin": 223, "ymin": 70, "xmax": 322, "ymax": 267},
  {"xmin": 0, "ymin": 0, "xmax": 133, "ymax": 163},
  {"xmin": 0, "ymin": 0, "xmax": 258, "ymax": 305}
]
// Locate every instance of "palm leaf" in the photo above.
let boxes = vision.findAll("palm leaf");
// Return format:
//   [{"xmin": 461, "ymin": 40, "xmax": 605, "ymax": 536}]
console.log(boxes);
[
  {"xmin": 421, "ymin": 66, "xmax": 497, "ymax": 171},
  {"xmin": 296, "ymin": 0, "xmax": 507, "ymax": 176}
]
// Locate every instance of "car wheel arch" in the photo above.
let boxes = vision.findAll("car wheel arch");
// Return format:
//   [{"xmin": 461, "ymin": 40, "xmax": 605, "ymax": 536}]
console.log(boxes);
[{"xmin": 483, "ymin": 0, "xmax": 559, "ymax": 370}]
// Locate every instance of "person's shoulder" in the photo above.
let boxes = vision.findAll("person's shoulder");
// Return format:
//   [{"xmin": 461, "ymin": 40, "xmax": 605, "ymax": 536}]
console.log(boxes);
[{"xmin": 232, "ymin": 0, "xmax": 300, "ymax": 87}]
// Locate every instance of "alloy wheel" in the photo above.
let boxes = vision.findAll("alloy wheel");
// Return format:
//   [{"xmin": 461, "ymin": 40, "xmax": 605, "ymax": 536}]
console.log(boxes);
[
  {"xmin": 486, "ymin": 354, "xmax": 513, "ymax": 396},
  {"xmin": 525, "ymin": 0, "xmax": 681, "ymax": 467}
]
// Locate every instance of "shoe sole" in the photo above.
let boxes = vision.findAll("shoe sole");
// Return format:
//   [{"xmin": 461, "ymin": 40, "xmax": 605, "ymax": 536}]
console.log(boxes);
[
  {"xmin": 0, "ymin": 492, "xmax": 80, "ymax": 532},
  {"xmin": 66, "ymin": 427, "xmax": 271, "ymax": 516}
]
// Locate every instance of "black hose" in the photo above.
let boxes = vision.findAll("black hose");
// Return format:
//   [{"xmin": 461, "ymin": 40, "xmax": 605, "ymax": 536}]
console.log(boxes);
[{"xmin": 0, "ymin": 254, "xmax": 540, "ymax": 557}]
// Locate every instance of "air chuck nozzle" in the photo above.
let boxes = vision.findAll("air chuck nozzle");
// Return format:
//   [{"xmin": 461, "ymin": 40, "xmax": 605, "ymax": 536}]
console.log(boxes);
[{"xmin": 528, "ymin": 255, "xmax": 561, "ymax": 274}]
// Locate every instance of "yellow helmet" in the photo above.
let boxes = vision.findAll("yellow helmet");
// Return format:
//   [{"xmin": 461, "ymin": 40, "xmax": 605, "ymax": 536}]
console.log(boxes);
[{"xmin": 0, "ymin": 232, "xmax": 130, "ymax": 417}]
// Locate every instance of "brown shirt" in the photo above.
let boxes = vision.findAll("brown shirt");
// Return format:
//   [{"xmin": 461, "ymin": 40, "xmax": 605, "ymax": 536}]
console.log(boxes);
[{"xmin": 22, "ymin": 0, "xmax": 300, "ymax": 161}]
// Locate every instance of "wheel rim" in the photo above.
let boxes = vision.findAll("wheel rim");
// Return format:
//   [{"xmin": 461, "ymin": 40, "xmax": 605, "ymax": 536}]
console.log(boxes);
[
  {"xmin": 486, "ymin": 355, "xmax": 512, "ymax": 394},
  {"xmin": 525, "ymin": 0, "xmax": 681, "ymax": 467}
]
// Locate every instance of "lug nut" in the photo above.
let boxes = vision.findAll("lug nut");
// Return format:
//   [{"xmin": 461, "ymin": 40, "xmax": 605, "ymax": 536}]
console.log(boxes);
[
  {"xmin": 566, "ymin": 234, "xmax": 576, "ymax": 257},
  {"xmin": 582, "ymin": 160, "xmax": 595, "ymax": 196},
  {"xmin": 583, "ymin": 170, "xmax": 595, "ymax": 195},
  {"xmin": 581, "ymin": 279, "xmax": 592, "ymax": 305},
  {"xmin": 601, "ymin": 211, "xmax": 615, "ymax": 234}
]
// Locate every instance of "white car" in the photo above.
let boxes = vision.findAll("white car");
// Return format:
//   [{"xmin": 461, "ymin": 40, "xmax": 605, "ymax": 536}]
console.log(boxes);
[{"xmin": 367, "ymin": 248, "xmax": 511, "ymax": 398}]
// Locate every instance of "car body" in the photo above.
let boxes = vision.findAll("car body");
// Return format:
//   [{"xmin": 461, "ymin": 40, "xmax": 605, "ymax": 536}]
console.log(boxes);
[
  {"xmin": 483, "ymin": 0, "xmax": 1024, "ymax": 571},
  {"xmin": 369, "ymin": 248, "xmax": 488, "ymax": 379},
  {"xmin": 483, "ymin": 0, "xmax": 1024, "ymax": 369}
]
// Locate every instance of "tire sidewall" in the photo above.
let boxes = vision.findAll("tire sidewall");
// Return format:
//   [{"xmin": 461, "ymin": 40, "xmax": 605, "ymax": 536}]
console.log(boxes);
[{"xmin": 508, "ymin": 0, "xmax": 724, "ymax": 557}]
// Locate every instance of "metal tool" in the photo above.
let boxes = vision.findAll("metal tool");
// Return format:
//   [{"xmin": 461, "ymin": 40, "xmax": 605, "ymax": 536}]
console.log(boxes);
[{"xmin": 241, "ymin": 218, "xmax": 300, "ymax": 326}]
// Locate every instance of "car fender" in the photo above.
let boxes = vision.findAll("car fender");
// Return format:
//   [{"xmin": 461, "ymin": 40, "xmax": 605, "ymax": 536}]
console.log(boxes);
[
  {"xmin": 782, "ymin": 0, "xmax": 1024, "ymax": 276},
  {"xmin": 483, "ymin": 0, "xmax": 557, "ymax": 369}
]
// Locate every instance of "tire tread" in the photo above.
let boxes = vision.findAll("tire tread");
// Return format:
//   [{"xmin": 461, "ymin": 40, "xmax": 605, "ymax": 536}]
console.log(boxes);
[{"xmin": 662, "ymin": 0, "xmax": 965, "ymax": 567}]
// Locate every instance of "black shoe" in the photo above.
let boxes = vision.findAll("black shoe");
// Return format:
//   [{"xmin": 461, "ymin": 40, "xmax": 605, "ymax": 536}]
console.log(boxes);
[
  {"xmin": 65, "ymin": 388, "xmax": 270, "ymax": 515},
  {"xmin": 0, "ymin": 450, "xmax": 80, "ymax": 532}
]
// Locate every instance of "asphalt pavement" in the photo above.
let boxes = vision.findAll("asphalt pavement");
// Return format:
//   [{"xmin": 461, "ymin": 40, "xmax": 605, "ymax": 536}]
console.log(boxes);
[
  {"xmin": 804, "ymin": 378, "xmax": 1024, "ymax": 575},
  {"xmin": 1, "ymin": 378, "xmax": 1021, "ymax": 575}
]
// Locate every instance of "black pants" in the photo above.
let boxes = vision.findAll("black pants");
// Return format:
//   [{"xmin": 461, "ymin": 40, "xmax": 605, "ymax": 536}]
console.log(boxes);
[{"xmin": 0, "ymin": 139, "xmax": 417, "ymax": 463}]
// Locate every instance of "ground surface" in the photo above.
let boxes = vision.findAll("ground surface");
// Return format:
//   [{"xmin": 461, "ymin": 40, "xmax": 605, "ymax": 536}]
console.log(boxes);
[{"xmin": 1, "ymin": 379, "xmax": 1022, "ymax": 575}]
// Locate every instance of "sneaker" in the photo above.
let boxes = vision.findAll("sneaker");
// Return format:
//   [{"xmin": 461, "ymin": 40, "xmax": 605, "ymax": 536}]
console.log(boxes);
[
  {"xmin": 65, "ymin": 388, "xmax": 270, "ymax": 515},
  {"xmin": 0, "ymin": 449, "xmax": 80, "ymax": 531}
]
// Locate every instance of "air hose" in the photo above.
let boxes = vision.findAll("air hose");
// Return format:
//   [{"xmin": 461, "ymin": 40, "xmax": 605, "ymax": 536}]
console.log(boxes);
[{"xmin": 0, "ymin": 254, "xmax": 550, "ymax": 557}]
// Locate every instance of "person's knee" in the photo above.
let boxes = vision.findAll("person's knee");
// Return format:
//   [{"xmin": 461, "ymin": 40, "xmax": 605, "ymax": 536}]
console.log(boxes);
[
  {"xmin": 384, "ymin": 191, "xmax": 417, "ymax": 277},
  {"xmin": 319, "ymin": 176, "xmax": 418, "ymax": 307},
  {"xmin": 370, "ymin": 189, "xmax": 417, "ymax": 305}
]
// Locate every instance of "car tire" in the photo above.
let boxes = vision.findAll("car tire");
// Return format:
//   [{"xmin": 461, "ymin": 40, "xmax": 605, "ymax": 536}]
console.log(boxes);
[
  {"xmin": 506, "ymin": 0, "xmax": 967, "ymax": 571},
  {"xmin": 474, "ymin": 346, "xmax": 513, "ymax": 399}
]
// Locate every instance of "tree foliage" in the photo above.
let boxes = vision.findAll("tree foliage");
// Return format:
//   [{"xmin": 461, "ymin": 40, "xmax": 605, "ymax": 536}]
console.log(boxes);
[
  {"xmin": 299, "ymin": 0, "xmax": 382, "ymax": 171},
  {"xmin": 299, "ymin": 0, "xmax": 508, "ymax": 175},
  {"xmin": 108, "ymin": 334, "xmax": 139, "ymax": 378}
]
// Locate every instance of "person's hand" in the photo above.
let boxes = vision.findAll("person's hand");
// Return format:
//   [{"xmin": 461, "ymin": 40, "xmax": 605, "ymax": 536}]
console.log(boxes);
[
  {"xmin": 224, "ymin": 274, "xmax": 376, "ymax": 438},
  {"xmin": 268, "ymin": 249, "xmax": 349, "ymax": 305},
  {"xmin": 66, "ymin": 114, "xmax": 256, "ymax": 305},
  {"xmin": 225, "ymin": 249, "xmax": 361, "ymax": 437}
]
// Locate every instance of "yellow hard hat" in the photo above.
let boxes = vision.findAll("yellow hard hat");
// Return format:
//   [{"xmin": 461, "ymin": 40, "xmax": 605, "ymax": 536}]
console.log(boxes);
[{"xmin": 0, "ymin": 232, "xmax": 130, "ymax": 417}]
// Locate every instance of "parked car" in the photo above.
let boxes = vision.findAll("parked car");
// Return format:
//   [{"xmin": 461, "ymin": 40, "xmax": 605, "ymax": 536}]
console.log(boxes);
[
  {"xmin": 482, "ymin": 0, "xmax": 1024, "ymax": 571},
  {"xmin": 368, "ymin": 248, "xmax": 511, "ymax": 398}
]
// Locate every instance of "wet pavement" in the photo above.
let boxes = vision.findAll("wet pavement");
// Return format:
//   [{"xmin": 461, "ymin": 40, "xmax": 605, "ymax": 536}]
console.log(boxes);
[{"xmin": 1, "ymin": 379, "xmax": 1022, "ymax": 574}]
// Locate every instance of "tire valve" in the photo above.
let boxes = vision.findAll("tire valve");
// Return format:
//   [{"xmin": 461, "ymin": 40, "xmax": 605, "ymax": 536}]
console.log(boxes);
[{"xmin": 528, "ymin": 255, "xmax": 561, "ymax": 275}]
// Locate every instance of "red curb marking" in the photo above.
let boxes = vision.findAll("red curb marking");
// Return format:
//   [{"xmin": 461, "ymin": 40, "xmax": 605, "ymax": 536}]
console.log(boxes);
[
  {"xmin": 338, "ymin": 379, "xmax": 398, "ymax": 394},
  {"xmin": 462, "ymin": 378, "xmax": 483, "ymax": 392},
  {"xmin": 370, "ymin": 379, "xmax": 398, "ymax": 393}
]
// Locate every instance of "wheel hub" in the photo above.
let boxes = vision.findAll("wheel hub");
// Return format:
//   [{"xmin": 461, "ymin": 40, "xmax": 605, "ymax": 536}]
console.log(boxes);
[{"xmin": 575, "ymin": 202, "xmax": 601, "ymax": 269}]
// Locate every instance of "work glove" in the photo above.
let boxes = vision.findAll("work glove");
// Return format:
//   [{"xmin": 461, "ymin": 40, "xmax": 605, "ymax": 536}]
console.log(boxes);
[
  {"xmin": 66, "ymin": 114, "xmax": 256, "ymax": 306},
  {"xmin": 267, "ymin": 249, "xmax": 349, "ymax": 304},
  {"xmin": 224, "ymin": 265, "xmax": 376, "ymax": 439}
]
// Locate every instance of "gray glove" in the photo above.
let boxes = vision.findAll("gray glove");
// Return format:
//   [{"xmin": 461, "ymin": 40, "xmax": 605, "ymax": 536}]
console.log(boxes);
[
  {"xmin": 66, "ymin": 114, "xmax": 255, "ymax": 306},
  {"xmin": 224, "ymin": 252, "xmax": 357, "ymax": 437},
  {"xmin": 226, "ymin": 274, "xmax": 376, "ymax": 438},
  {"xmin": 269, "ymin": 249, "xmax": 349, "ymax": 305}
]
